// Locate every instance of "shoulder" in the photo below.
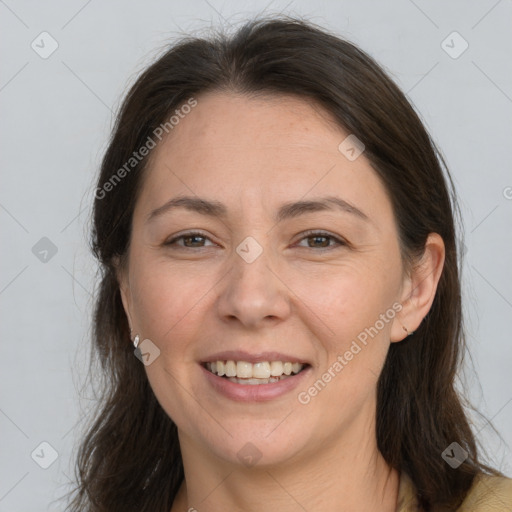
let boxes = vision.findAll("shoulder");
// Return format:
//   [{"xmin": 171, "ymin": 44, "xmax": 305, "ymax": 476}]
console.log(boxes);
[
  {"xmin": 396, "ymin": 471, "xmax": 512, "ymax": 511},
  {"xmin": 458, "ymin": 473, "xmax": 512, "ymax": 511}
]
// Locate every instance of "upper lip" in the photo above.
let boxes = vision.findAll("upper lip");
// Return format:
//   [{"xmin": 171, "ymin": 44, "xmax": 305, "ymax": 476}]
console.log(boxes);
[{"xmin": 200, "ymin": 350, "xmax": 310, "ymax": 365}]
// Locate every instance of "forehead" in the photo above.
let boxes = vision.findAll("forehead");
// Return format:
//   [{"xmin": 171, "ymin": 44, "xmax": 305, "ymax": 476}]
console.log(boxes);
[
  {"xmin": 136, "ymin": 91, "xmax": 393, "ymax": 224},
  {"xmin": 155, "ymin": 92, "xmax": 348, "ymax": 165}
]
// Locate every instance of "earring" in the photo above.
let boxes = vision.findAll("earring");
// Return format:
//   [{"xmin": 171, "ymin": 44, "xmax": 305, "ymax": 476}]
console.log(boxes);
[
  {"xmin": 402, "ymin": 326, "xmax": 414, "ymax": 337},
  {"xmin": 133, "ymin": 334, "xmax": 140, "ymax": 348}
]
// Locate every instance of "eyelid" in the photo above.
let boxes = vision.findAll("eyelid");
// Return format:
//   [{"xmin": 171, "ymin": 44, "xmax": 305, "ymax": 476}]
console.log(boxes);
[
  {"xmin": 164, "ymin": 229, "xmax": 347, "ymax": 250},
  {"xmin": 294, "ymin": 230, "xmax": 347, "ymax": 249},
  {"xmin": 164, "ymin": 230, "xmax": 217, "ymax": 247}
]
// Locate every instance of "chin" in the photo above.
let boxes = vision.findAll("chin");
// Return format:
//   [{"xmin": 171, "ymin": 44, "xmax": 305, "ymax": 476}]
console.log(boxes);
[{"xmin": 197, "ymin": 419, "xmax": 314, "ymax": 470}]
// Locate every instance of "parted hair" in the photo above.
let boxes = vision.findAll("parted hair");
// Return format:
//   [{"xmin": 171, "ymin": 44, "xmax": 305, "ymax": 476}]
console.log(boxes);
[{"xmin": 66, "ymin": 15, "xmax": 504, "ymax": 511}]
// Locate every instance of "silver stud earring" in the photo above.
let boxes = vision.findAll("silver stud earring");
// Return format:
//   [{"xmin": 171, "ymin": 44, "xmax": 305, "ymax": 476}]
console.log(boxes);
[
  {"xmin": 133, "ymin": 334, "xmax": 140, "ymax": 348},
  {"xmin": 402, "ymin": 326, "xmax": 414, "ymax": 337}
]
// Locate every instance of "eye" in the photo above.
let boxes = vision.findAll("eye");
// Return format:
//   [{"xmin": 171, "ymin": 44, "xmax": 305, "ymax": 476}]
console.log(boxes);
[
  {"xmin": 164, "ymin": 231, "xmax": 216, "ymax": 248},
  {"xmin": 164, "ymin": 230, "xmax": 346, "ymax": 251},
  {"xmin": 295, "ymin": 230, "xmax": 346, "ymax": 250}
]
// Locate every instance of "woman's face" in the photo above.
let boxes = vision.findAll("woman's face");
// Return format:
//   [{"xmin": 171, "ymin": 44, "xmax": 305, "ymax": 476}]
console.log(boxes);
[{"xmin": 119, "ymin": 91, "xmax": 412, "ymax": 468}]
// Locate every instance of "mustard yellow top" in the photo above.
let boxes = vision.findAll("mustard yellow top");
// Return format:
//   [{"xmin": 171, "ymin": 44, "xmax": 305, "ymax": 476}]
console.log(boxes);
[{"xmin": 396, "ymin": 471, "xmax": 512, "ymax": 511}]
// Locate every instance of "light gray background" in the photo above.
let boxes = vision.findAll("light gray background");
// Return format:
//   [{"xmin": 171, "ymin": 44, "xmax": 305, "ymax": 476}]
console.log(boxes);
[{"xmin": 1, "ymin": 0, "xmax": 511, "ymax": 509}]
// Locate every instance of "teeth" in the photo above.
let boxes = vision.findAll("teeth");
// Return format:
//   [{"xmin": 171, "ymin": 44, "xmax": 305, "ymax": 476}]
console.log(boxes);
[
  {"xmin": 253, "ymin": 362, "xmax": 271, "ymax": 378},
  {"xmin": 228, "ymin": 377, "xmax": 270, "ymax": 385},
  {"xmin": 236, "ymin": 361, "xmax": 252, "ymax": 378},
  {"xmin": 205, "ymin": 360, "xmax": 305, "ymax": 380},
  {"xmin": 225, "ymin": 360, "xmax": 237, "ymax": 377},
  {"xmin": 270, "ymin": 361, "xmax": 283, "ymax": 376}
]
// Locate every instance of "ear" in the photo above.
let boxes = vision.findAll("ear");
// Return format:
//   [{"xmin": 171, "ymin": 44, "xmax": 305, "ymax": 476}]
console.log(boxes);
[
  {"xmin": 390, "ymin": 233, "xmax": 445, "ymax": 343},
  {"xmin": 113, "ymin": 255, "xmax": 134, "ymax": 332}
]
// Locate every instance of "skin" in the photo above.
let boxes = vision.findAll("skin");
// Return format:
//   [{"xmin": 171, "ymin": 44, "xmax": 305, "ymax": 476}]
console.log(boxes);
[{"xmin": 117, "ymin": 91, "xmax": 445, "ymax": 511}]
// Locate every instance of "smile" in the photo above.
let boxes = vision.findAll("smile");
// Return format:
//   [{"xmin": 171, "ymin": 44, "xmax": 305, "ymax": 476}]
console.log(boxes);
[{"xmin": 203, "ymin": 360, "xmax": 306, "ymax": 385}]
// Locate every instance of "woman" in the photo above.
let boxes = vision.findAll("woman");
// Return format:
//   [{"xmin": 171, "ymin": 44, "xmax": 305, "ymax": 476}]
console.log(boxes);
[{"xmin": 67, "ymin": 16, "xmax": 512, "ymax": 511}]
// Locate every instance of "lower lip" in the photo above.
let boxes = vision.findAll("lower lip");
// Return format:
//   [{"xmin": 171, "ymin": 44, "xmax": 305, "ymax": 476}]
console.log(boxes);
[{"xmin": 200, "ymin": 364, "xmax": 311, "ymax": 402}]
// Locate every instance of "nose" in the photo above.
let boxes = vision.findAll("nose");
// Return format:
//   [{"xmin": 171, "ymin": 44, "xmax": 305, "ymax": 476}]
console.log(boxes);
[{"xmin": 215, "ymin": 242, "xmax": 292, "ymax": 329}]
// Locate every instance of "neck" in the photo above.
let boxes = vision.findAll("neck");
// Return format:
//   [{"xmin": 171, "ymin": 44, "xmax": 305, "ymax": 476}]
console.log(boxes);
[{"xmin": 171, "ymin": 414, "xmax": 400, "ymax": 512}]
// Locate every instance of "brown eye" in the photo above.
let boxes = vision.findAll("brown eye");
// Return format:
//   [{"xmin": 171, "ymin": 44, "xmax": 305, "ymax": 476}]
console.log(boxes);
[
  {"xmin": 182, "ymin": 235, "xmax": 206, "ymax": 247},
  {"xmin": 165, "ymin": 232, "xmax": 214, "ymax": 248},
  {"xmin": 307, "ymin": 235, "xmax": 330, "ymax": 248},
  {"xmin": 296, "ymin": 231, "xmax": 345, "ymax": 250}
]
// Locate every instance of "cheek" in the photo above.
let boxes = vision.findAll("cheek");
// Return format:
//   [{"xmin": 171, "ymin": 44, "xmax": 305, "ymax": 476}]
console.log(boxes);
[
  {"xmin": 292, "ymin": 259, "xmax": 400, "ymax": 345},
  {"xmin": 297, "ymin": 270, "xmax": 398, "ymax": 422},
  {"xmin": 317, "ymin": 264, "xmax": 401, "ymax": 398},
  {"xmin": 129, "ymin": 260, "xmax": 215, "ymax": 350}
]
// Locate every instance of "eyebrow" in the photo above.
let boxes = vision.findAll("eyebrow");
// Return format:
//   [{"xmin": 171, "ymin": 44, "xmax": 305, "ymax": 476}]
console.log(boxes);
[{"xmin": 145, "ymin": 195, "xmax": 370, "ymax": 224}]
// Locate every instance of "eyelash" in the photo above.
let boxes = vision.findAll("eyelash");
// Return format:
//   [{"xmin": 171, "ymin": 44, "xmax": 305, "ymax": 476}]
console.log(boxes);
[{"xmin": 164, "ymin": 230, "xmax": 346, "ymax": 251}]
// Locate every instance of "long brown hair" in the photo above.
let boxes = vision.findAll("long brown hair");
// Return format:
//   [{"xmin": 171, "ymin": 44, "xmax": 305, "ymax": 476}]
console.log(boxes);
[{"xmin": 65, "ymin": 15, "xmax": 505, "ymax": 511}]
